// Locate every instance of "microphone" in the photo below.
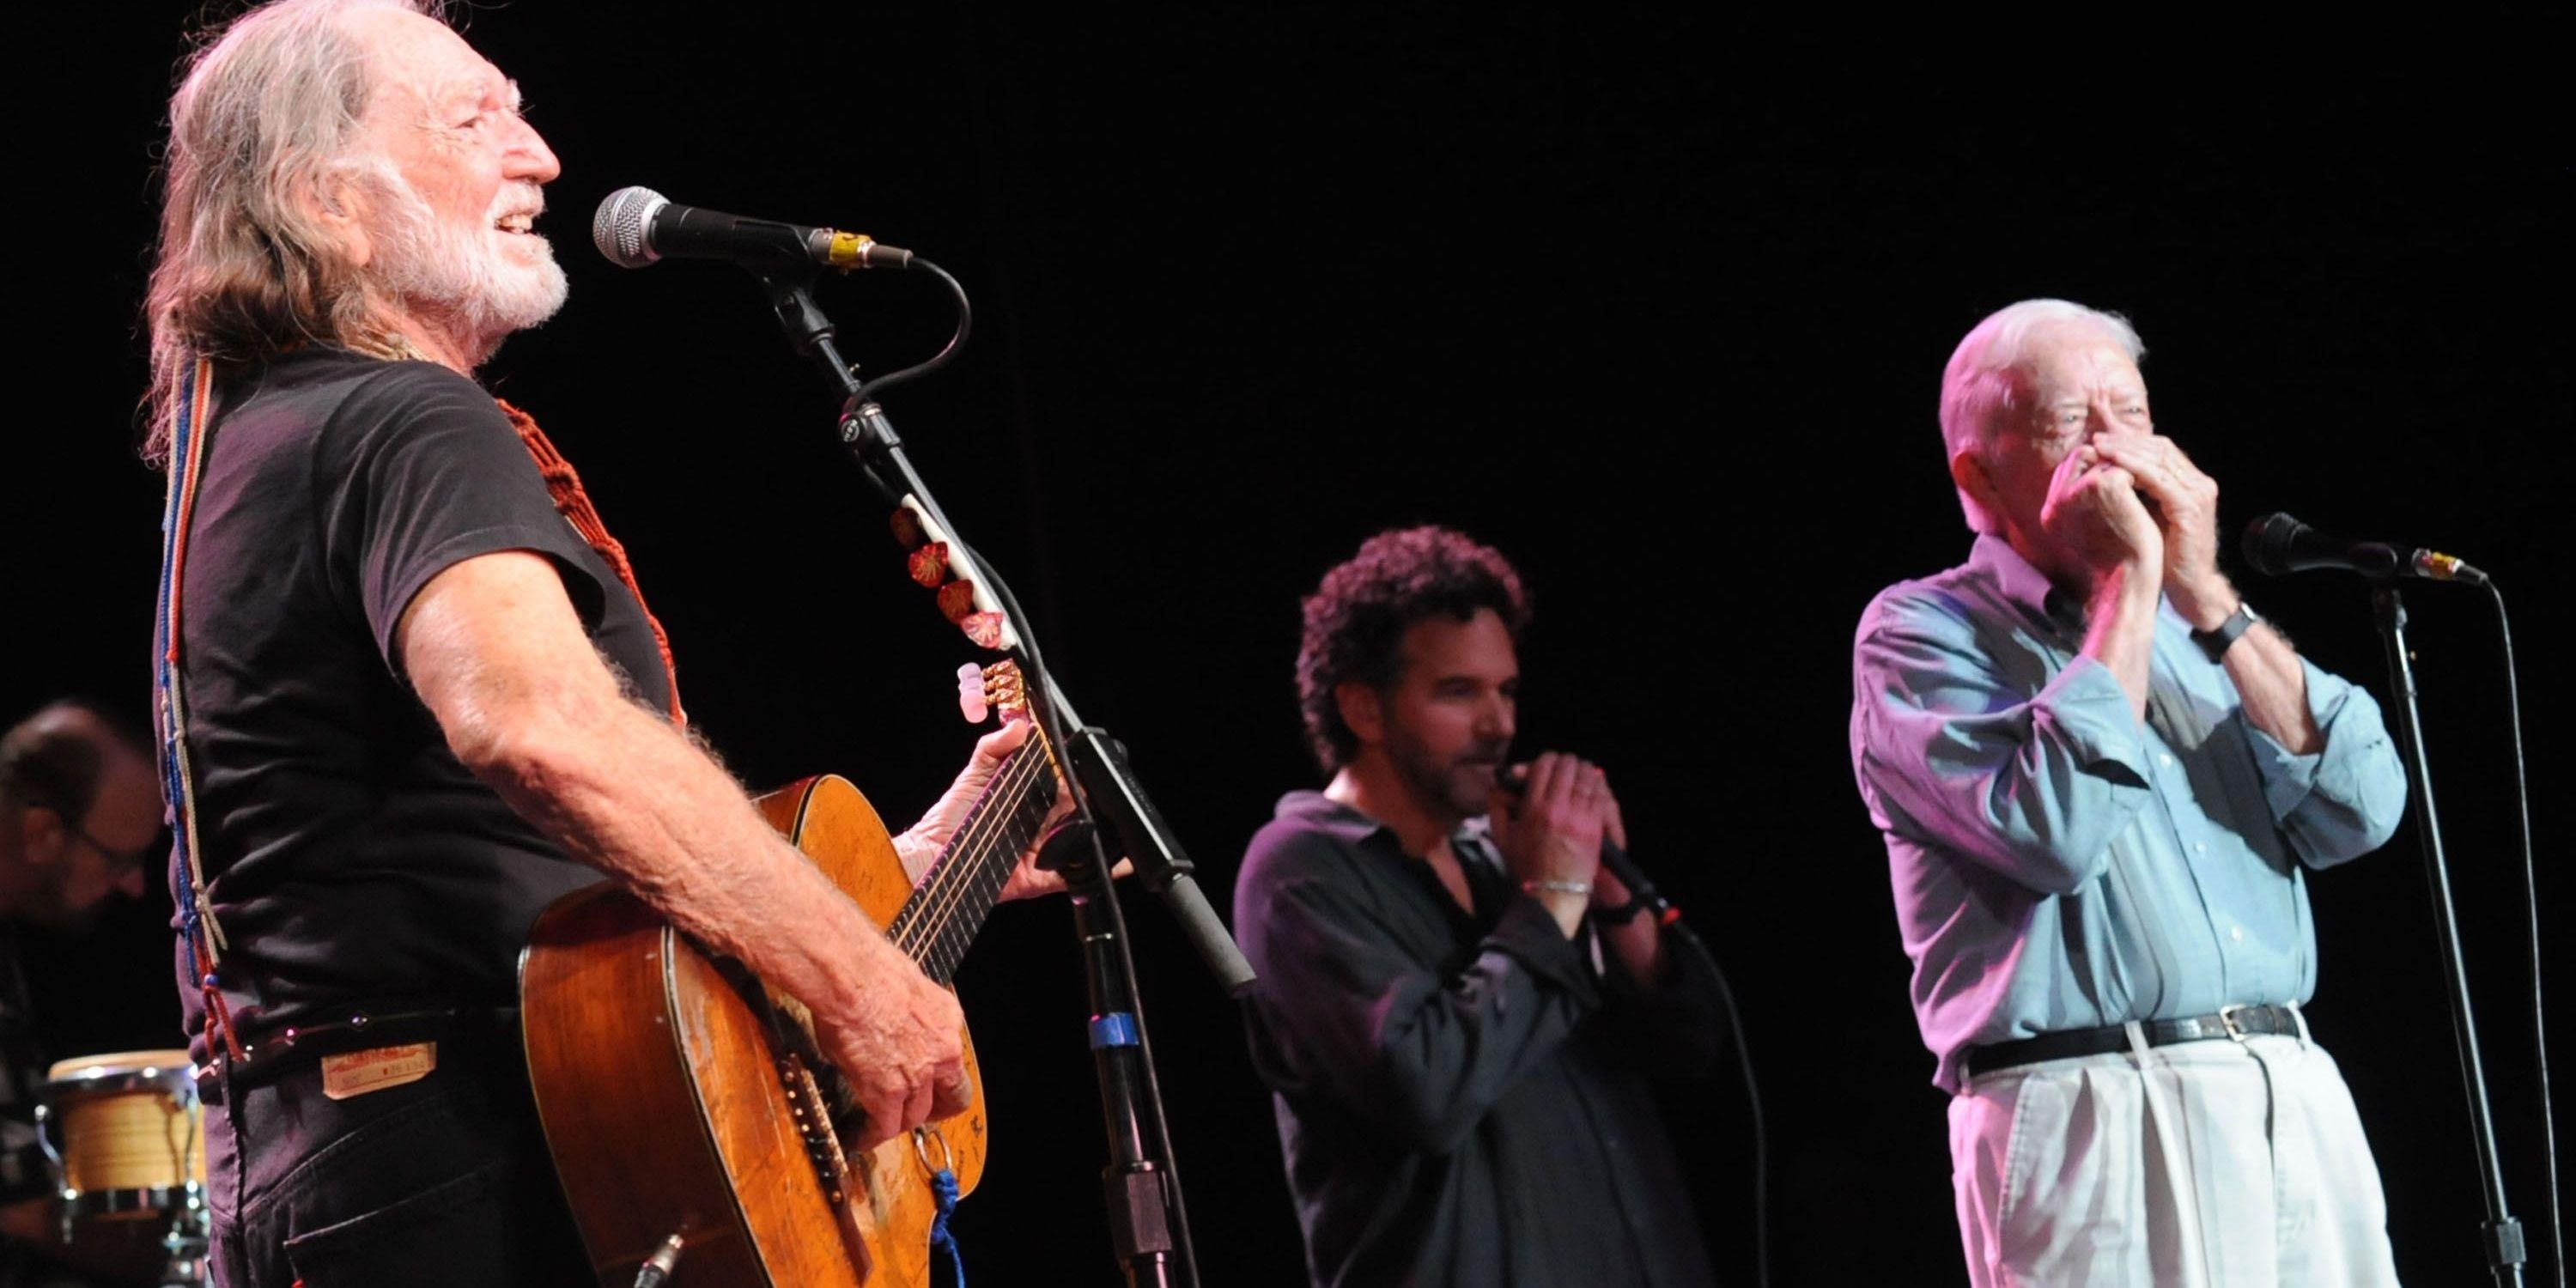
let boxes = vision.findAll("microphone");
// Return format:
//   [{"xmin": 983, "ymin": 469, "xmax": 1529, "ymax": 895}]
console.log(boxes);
[
  {"xmin": 2243, "ymin": 512, "xmax": 2488, "ymax": 585},
  {"xmin": 1492, "ymin": 763, "xmax": 1682, "ymax": 926},
  {"xmin": 592, "ymin": 186, "xmax": 913, "ymax": 272}
]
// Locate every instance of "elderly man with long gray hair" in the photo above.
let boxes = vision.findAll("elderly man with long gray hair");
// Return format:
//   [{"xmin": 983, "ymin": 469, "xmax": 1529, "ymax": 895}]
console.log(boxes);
[
  {"xmin": 143, "ymin": 3, "xmax": 1061, "ymax": 1284},
  {"xmin": 1848, "ymin": 299, "xmax": 2410, "ymax": 1286}
]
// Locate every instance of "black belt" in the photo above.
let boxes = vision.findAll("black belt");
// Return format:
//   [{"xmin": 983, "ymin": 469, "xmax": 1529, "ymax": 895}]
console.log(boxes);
[
  {"xmin": 1963, "ymin": 1003, "xmax": 2303, "ymax": 1080},
  {"xmin": 195, "ymin": 1006, "xmax": 517, "ymax": 1100}
]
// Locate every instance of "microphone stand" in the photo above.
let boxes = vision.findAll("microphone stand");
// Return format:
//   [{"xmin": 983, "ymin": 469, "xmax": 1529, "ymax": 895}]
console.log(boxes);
[
  {"xmin": 2371, "ymin": 583, "xmax": 2528, "ymax": 1286},
  {"xmin": 756, "ymin": 270, "xmax": 1253, "ymax": 1288}
]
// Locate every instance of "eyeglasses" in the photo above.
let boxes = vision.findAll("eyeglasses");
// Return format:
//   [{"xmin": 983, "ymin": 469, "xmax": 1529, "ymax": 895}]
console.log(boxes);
[{"xmin": 65, "ymin": 817, "xmax": 167, "ymax": 877}]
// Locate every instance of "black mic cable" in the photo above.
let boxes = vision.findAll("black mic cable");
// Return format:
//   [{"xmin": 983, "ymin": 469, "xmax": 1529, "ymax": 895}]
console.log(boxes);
[
  {"xmin": 631, "ymin": 1233, "xmax": 682, "ymax": 1288},
  {"xmin": 592, "ymin": 186, "xmax": 971, "ymax": 401},
  {"xmin": 2247, "ymin": 520, "xmax": 2558, "ymax": 1283},
  {"xmin": 2488, "ymin": 580, "xmax": 2563, "ymax": 1288},
  {"xmin": 1619, "ymin": 851, "xmax": 1772, "ymax": 1288},
  {"xmin": 1498, "ymin": 770, "xmax": 1771, "ymax": 1288}
]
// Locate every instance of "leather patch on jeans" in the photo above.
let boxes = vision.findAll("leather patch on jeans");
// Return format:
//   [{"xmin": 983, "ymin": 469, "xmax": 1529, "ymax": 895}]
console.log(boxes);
[{"xmin": 319, "ymin": 1042, "xmax": 437, "ymax": 1100}]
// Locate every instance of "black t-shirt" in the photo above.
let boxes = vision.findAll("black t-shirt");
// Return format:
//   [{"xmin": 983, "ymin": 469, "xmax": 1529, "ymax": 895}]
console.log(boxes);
[{"xmin": 171, "ymin": 349, "xmax": 671, "ymax": 1060}]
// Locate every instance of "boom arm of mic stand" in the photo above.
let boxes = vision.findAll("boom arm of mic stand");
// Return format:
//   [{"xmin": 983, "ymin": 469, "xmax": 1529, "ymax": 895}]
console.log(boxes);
[
  {"xmin": 1063, "ymin": 727, "xmax": 1256, "ymax": 995},
  {"xmin": 755, "ymin": 267, "xmax": 1249, "ymax": 1286},
  {"xmin": 771, "ymin": 266, "xmax": 1255, "ymax": 993}
]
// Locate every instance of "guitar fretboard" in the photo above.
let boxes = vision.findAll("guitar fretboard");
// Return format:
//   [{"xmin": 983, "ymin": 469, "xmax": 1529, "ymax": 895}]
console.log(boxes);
[{"xmin": 885, "ymin": 730, "xmax": 1060, "ymax": 984}]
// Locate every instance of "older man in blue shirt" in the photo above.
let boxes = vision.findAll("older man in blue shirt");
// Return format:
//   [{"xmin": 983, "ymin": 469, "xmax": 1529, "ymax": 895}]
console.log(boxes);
[{"xmin": 1850, "ymin": 299, "xmax": 2409, "ymax": 1287}]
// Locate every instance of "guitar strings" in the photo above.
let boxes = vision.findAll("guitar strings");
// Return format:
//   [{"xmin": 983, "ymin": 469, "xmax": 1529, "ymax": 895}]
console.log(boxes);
[
  {"xmin": 908, "ymin": 738, "xmax": 1054, "ymax": 965},
  {"xmin": 900, "ymin": 744, "xmax": 1052, "ymax": 979},
  {"xmin": 889, "ymin": 729, "xmax": 1043, "ymax": 950},
  {"xmin": 892, "ymin": 731, "xmax": 1056, "ymax": 967},
  {"xmin": 899, "ymin": 734, "xmax": 1045, "ymax": 951}
]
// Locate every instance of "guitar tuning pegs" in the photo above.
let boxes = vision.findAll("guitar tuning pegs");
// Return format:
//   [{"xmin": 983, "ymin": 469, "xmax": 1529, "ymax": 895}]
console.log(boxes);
[
  {"xmin": 907, "ymin": 542, "xmax": 952, "ymax": 588},
  {"xmin": 982, "ymin": 661, "xmax": 1029, "ymax": 720},
  {"xmin": 890, "ymin": 507, "xmax": 929, "ymax": 551},
  {"xmin": 957, "ymin": 663, "xmax": 990, "ymax": 724}
]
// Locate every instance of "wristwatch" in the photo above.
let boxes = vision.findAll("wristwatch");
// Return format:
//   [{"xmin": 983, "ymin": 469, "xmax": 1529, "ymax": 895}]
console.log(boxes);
[{"xmin": 2192, "ymin": 600, "xmax": 2262, "ymax": 662}]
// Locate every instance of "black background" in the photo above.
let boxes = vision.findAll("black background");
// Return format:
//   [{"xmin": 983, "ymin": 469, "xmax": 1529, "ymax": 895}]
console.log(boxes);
[{"xmin": 9, "ymin": 7, "xmax": 2563, "ymax": 1285}]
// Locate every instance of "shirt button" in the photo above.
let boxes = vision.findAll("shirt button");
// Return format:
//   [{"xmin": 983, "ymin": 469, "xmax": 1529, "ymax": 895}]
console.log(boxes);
[
  {"xmin": 2230, "ymin": 925, "xmax": 2245, "ymax": 943},
  {"xmin": 2158, "ymin": 753, "xmax": 2174, "ymax": 767},
  {"xmin": 2196, "ymin": 842, "xmax": 2208, "ymax": 854}
]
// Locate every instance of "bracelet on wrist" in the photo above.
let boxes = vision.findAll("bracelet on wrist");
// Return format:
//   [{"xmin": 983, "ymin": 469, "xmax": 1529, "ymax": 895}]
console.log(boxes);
[{"xmin": 1521, "ymin": 878, "xmax": 1591, "ymax": 898}]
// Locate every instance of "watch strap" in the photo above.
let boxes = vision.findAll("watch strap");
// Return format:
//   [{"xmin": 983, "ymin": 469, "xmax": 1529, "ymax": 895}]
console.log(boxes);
[{"xmin": 2192, "ymin": 600, "xmax": 2261, "ymax": 662}]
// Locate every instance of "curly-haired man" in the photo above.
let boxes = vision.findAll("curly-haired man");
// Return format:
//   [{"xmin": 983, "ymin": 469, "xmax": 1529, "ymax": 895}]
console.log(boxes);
[{"xmin": 1233, "ymin": 526, "xmax": 1723, "ymax": 1288}]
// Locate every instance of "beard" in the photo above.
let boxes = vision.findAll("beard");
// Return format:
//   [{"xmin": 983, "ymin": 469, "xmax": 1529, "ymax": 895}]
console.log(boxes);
[
  {"xmin": 363, "ymin": 166, "xmax": 568, "ymax": 361},
  {"xmin": 1385, "ymin": 726, "xmax": 1510, "ymax": 823}
]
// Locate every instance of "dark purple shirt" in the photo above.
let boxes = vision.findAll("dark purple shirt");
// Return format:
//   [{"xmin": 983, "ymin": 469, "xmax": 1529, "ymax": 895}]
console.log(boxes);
[{"xmin": 1234, "ymin": 791, "xmax": 1722, "ymax": 1288}]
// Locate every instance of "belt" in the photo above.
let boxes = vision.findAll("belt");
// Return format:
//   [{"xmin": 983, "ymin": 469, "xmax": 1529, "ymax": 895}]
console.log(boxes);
[
  {"xmin": 195, "ymin": 1006, "xmax": 517, "ymax": 1100},
  {"xmin": 1962, "ymin": 1003, "xmax": 2304, "ymax": 1080}
]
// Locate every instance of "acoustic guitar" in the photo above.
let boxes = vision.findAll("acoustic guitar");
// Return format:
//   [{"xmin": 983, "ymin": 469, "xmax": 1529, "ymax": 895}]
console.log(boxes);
[{"xmin": 520, "ymin": 665, "xmax": 1060, "ymax": 1287}]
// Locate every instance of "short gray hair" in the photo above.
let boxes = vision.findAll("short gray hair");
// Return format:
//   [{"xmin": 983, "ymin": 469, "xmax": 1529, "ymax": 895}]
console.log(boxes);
[
  {"xmin": 142, "ymin": 0, "xmax": 439, "ymax": 464},
  {"xmin": 1936, "ymin": 298, "xmax": 2145, "ymax": 534}
]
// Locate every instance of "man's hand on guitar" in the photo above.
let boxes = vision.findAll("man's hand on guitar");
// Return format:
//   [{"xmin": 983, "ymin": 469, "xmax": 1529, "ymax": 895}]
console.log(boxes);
[
  {"xmin": 815, "ymin": 945, "xmax": 974, "ymax": 1151},
  {"xmin": 901, "ymin": 716, "xmax": 1121, "ymax": 901}
]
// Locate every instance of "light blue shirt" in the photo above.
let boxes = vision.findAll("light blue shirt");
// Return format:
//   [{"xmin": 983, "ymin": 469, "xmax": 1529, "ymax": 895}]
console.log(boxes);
[{"xmin": 1850, "ymin": 536, "xmax": 2408, "ymax": 1093}]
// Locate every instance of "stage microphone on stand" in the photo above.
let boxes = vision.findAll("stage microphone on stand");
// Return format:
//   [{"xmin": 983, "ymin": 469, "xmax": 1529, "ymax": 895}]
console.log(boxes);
[
  {"xmin": 2244, "ymin": 512, "xmax": 2488, "ymax": 584},
  {"xmin": 592, "ymin": 186, "xmax": 914, "ymax": 272}
]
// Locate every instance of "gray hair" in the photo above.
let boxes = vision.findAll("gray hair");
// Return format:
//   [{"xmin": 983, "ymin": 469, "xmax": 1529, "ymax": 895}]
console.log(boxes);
[
  {"xmin": 1935, "ymin": 298, "xmax": 2146, "ymax": 534},
  {"xmin": 141, "ymin": 0, "xmax": 439, "ymax": 464}
]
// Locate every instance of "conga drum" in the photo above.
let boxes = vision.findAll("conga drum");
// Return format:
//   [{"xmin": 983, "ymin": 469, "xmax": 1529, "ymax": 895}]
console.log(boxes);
[{"xmin": 33, "ymin": 1050, "xmax": 206, "ymax": 1221}]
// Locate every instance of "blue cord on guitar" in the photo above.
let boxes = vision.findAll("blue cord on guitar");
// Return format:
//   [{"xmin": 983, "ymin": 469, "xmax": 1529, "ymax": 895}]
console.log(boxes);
[{"xmin": 930, "ymin": 1166, "xmax": 966, "ymax": 1288}]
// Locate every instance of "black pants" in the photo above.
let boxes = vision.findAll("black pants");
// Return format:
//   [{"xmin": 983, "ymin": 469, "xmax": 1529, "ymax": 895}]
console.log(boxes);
[{"xmin": 203, "ymin": 1037, "xmax": 592, "ymax": 1288}]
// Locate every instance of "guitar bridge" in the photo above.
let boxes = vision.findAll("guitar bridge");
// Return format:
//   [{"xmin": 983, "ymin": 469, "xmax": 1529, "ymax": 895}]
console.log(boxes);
[{"xmin": 778, "ymin": 1054, "xmax": 854, "ymax": 1206}]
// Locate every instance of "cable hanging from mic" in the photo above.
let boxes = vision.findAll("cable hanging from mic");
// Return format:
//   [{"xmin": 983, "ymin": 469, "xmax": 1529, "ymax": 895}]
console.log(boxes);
[
  {"xmin": 2488, "ymin": 581, "xmax": 2563, "ymax": 1288},
  {"xmin": 854, "ymin": 258, "xmax": 971, "ymax": 402},
  {"xmin": 1493, "ymin": 763, "xmax": 1771, "ymax": 1288},
  {"xmin": 2247, "ymin": 513, "xmax": 2558, "ymax": 1285},
  {"xmin": 591, "ymin": 185, "xmax": 970, "ymax": 401}
]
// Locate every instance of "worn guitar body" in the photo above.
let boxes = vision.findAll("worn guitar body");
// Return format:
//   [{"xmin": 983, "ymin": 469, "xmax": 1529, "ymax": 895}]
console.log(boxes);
[{"xmin": 521, "ymin": 775, "xmax": 989, "ymax": 1288}]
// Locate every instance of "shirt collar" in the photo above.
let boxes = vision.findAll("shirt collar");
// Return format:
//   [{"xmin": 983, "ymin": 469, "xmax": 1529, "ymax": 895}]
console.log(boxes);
[
  {"xmin": 1274, "ymin": 790, "xmax": 1495, "ymax": 860},
  {"xmin": 1274, "ymin": 790, "xmax": 1388, "ymax": 846},
  {"xmin": 1968, "ymin": 532, "xmax": 2083, "ymax": 630}
]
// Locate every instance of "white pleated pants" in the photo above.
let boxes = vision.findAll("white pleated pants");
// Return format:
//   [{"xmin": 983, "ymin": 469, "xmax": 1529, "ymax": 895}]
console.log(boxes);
[{"xmin": 1948, "ymin": 1024, "xmax": 2402, "ymax": 1287}]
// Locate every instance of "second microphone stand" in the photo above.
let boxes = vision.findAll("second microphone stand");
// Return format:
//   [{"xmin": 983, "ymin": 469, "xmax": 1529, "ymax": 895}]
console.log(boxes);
[
  {"xmin": 758, "ymin": 270, "xmax": 1254, "ymax": 1288},
  {"xmin": 2370, "ymin": 584, "xmax": 2528, "ymax": 1287}
]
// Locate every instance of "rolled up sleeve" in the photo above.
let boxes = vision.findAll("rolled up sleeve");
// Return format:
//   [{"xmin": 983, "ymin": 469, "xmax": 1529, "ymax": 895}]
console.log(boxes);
[
  {"xmin": 1852, "ymin": 592, "xmax": 2155, "ymax": 896},
  {"xmin": 2239, "ymin": 659, "xmax": 2408, "ymax": 867}
]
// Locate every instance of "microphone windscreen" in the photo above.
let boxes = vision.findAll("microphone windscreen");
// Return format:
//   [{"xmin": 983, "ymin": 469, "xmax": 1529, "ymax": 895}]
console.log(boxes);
[
  {"xmin": 593, "ymin": 186, "xmax": 667, "ymax": 269},
  {"xmin": 2243, "ymin": 512, "xmax": 2308, "ymax": 577}
]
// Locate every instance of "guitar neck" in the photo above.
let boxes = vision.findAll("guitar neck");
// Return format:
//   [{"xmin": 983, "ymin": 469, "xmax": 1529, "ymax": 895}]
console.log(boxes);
[{"xmin": 884, "ymin": 729, "xmax": 1060, "ymax": 984}]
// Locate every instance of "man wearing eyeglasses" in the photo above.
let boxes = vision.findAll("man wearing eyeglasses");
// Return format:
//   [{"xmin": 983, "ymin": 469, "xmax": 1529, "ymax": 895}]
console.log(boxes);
[
  {"xmin": 0, "ymin": 700, "xmax": 164, "ymax": 1285},
  {"xmin": 0, "ymin": 704, "xmax": 158, "ymax": 934},
  {"xmin": 1849, "ymin": 300, "xmax": 2409, "ymax": 1286}
]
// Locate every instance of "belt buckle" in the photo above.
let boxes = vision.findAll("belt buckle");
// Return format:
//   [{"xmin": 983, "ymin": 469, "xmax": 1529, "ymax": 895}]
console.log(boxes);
[{"xmin": 2217, "ymin": 1004, "xmax": 2255, "ymax": 1042}]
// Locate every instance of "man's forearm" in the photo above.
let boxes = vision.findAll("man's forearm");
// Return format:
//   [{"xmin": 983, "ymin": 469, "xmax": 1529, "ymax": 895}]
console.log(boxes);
[
  {"xmin": 2080, "ymin": 562, "xmax": 2161, "ymax": 723},
  {"xmin": 398, "ymin": 550, "xmax": 965, "ymax": 1139},
  {"xmin": 464, "ymin": 687, "xmax": 903, "ymax": 1014},
  {"xmin": 2220, "ymin": 622, "xmax": 2320, "ymax": 755}
]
